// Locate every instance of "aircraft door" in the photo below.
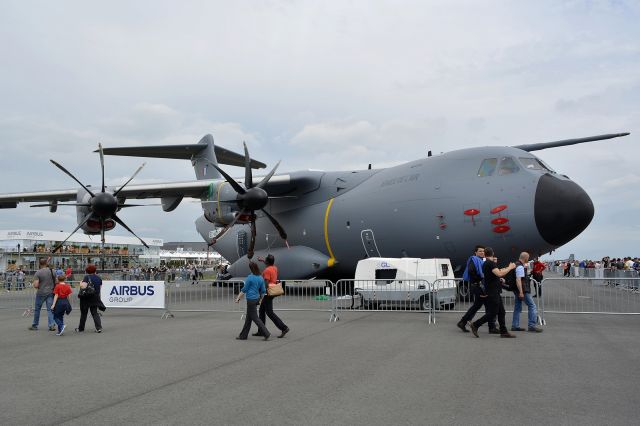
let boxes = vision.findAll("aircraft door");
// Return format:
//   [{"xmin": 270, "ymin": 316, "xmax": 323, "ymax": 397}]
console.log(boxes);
[{"xmin": 361, "ymin": 229, "xmax": 381, "ymax": 258}]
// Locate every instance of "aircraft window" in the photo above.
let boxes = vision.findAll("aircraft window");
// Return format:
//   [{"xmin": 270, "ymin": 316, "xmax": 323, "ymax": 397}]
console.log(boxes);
[
  {"xmin": 519, "ymin": 157, "xmax": 552, "ymax": 172},
  {"xmin": 477, "ymin": 158, "xmax": 497, "ymax": 177},
  {"xmin": 498, "ymin": 157, "xmax": 520, "ymax": 175}
]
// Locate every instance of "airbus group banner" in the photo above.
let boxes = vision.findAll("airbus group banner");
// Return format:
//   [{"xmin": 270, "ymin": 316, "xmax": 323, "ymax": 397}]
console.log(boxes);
[{"xmin": 101, "ymin": 281, "xmax": 165, "ymax": 309}]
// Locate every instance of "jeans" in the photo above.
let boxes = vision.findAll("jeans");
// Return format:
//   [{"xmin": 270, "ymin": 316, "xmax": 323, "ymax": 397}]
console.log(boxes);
[
  {"xmin": 53, "ymin": 299, "xmax": 70, "ymax": 332},
  {"xmin": 512, "ymin": 292, "xmax": 538, "ymax": 328},
  {"xmin": 33, "ymin": 294, "xmax": 55, "ymax": 328}
]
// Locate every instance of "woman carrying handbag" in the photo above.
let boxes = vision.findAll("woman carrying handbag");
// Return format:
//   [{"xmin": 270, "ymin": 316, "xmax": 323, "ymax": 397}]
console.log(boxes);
[
  {"xmin": 253, "ymin": 254, "xmax": 289, "ymax": 338},
  {"xmin": 75, "ymin": 264, "xmax": 103, "ymax": 333}
]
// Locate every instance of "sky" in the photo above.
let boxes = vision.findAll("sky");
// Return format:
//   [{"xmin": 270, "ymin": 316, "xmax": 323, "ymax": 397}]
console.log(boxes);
[{"xmin": 0, "ymin": 0, "xmax": 638, "ymax": 261}]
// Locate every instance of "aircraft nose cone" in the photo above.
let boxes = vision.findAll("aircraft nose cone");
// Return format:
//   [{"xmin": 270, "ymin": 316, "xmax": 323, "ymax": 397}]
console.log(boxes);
[{"xmin": 534, "ymin": 174, "xmax": 594, "ymax": 246}]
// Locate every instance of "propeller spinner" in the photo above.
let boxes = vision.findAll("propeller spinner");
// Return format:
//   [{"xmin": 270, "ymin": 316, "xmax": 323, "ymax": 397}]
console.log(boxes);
[{"xmin": 209, "ymin": 142, "xmax": 288, "ymax": 259}]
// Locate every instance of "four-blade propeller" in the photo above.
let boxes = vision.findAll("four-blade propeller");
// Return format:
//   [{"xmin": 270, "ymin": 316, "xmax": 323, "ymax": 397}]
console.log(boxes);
[
  {"xmin": 32, "ymin": 144, "xmax": 149, "ymax": 253},
  {"xmin": 210, "ymin": 142, "xmax": 288, "ymax": 259}
]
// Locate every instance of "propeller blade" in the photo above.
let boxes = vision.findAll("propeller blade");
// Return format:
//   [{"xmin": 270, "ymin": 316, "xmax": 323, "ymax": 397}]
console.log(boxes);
[
  {"xmin": 100, "ymin": 217, "xmax": 105, "ymax": 244},
  {"xmin": 248, "ymin": 218, "xmax": 256, "ymax": 259},
  {"xmin": 112, "ymin": 213, "xmax": 149, "ymax": 248},
  {"xmin": 267, "ymin": 195, "xmax": 297, "ymax": 200},
  {"xmin": 117, "ymin": 203, "xmax": 163, "ymax": 207},
  {"xmin": 30, "ymin": 203, "xmax": 91, "ymax": 208},
  {"xmin": 244, "ymin": 142, "xmax": 253, "ymax": 189},
  {"xmin": 212, "ymin": 165, "xmax": 246, "ymax": 195},
  {"xmin": 256, "ymin": 160, "xmax": 281, "ymax": 189},
  {"xmin": 50, "ymin": 160, "xmax": 95, "ymax": 197},
  {"xmin": 209, "ymin": 209, "xmax": 245, "ymax": 245},
  {"xmin": 261, "ymin": 209, "xmax": 288, "ymax": 241},
  {"xmin": 113, "ymin": 162, "xmax": 146, "ymax": 196},
  {"xmin": 51, "ymin": 213, "xmax": 93, "ymax": 253},
  {"xmin": 98, "ymin": 143, "xmax": 105, "ymax": 192}
]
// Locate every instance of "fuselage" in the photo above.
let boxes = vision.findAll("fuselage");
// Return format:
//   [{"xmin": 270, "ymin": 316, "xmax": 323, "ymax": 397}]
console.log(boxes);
[{"xmin": 200, "ymin": 146, "xmax": 593, "ymax": 277}]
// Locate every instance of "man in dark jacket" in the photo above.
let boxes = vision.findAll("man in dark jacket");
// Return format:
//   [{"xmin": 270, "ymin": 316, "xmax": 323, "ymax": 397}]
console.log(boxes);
[{"xmin": 457, "ymin": 245, "xmax": 497, "ymax": 333}]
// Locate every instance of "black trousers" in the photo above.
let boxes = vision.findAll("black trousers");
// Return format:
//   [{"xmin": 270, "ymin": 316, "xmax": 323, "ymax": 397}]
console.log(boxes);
[
  {"xmin": 459, "ymin": 285, "xmax": 496, "ymax": 329},
  {"xmin": 473, "ymin": 295, "xmax": 507, "ymax": 333},
  {"xmin": 256, "ymin": 296, "xmax": 287, "ymax": 334},
  {"xmin": 239, "ymin": 300, "xmax": 270, "ymax": 339},
  {"xmin": 78, "ymin": 300, "xmax": 102, "ymax": 331}
]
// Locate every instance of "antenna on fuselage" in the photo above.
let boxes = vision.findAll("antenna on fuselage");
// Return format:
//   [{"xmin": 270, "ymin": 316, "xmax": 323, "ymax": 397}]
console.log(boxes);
[{"xmin": 427, "ymin": 150, "xmax": 432, "ymax": 157}]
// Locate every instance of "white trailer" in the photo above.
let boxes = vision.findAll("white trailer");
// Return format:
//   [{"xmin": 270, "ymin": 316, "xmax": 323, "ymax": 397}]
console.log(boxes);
[{"xmin": 353, "ymin": 257, "xmax": 457, "ymax": 310}]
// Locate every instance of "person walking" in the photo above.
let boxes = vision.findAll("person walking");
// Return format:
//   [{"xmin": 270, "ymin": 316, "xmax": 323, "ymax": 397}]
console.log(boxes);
[
  {"xmin": 531, "ymin": 257, "xmax": 545, "ymax": 297},
  {"xmin": 457, "ymin": 245, "xmax": 498, "ymax": 334},
  {"xmin": 510, "ymin": 252, "xmax": 543, "ymax": 333},
  {"xmin": 51, "ymin": 275, "xmax": 73, "ymax": 336},
  {"xmin": 76, "ymin": 264, "xmax": 103, "ymax": 333},
  {"xmin": 234, "ymin": 262, "xmax": 270, "ymax": 340},
  {"xmin": 469, "ymin": 247, "xmax": 517, "ymax": 338},
  {"xmin": 16, "ymin": 268, "xmax": 25, "ymax": 290},
  {"xmin": 253, "ymin": 254, "xmax": 289, "ymax": 338},
  {"xmin": 29, "ymin": 258, "xmax": 57, "ymax": 331}
]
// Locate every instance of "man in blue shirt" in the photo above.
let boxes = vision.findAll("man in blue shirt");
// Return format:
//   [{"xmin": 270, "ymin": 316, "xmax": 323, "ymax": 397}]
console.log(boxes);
[{"xmin": 511, "ymin": 252, "xmax": 543, "ymax": 333}]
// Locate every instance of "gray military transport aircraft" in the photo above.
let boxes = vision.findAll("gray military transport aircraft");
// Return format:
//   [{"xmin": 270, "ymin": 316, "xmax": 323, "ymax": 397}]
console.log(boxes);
[{"xmin": 0, "ymin": 132, "xmax": 630, "ymax": 281}]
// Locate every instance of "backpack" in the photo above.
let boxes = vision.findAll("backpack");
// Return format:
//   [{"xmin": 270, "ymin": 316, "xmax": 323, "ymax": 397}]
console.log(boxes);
[{"xmin": 505, "ymin": 261, "xmax": 530, "ymax": 293}]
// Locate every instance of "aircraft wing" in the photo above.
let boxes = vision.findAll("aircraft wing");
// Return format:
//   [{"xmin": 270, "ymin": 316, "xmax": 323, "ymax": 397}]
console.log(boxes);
[{"xmin": 0, "ymin": 173, "xmax": 315, "ymax": 209}]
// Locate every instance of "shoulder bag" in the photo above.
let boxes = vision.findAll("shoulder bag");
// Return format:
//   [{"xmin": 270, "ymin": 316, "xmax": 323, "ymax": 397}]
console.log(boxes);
[{"xmin": 267, "ymin": 282, "xmax": 284, "ymax": 297}]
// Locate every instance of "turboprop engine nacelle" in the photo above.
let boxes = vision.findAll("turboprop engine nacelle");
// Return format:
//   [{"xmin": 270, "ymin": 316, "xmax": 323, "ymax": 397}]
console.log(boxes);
[
  {"xmin": 202, "ymin": 181, "xmax": 240, "ymax": 225},
  {"xmin": 76, "ymin": 188, "xmax": 117, "ymax": 235}
]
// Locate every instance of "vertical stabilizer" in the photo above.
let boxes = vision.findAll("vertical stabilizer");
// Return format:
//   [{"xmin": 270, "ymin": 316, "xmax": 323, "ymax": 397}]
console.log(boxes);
[{"xmin": 192, "ymin": 134, "xmax": 221, "ymax": 181}]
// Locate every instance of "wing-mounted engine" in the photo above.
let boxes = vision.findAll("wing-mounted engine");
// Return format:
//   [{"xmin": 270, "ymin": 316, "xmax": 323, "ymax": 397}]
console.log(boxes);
[
  {"xmin": 74, "ymin": 188, "xmax": 116, "ymax": 235},
  {"xmin": 201, "ymin": 181, "xmax": 240, "ymax": 225},
  {"xmin": 30, "ymin": 144, "xmax": 150, "ymax": 252}
]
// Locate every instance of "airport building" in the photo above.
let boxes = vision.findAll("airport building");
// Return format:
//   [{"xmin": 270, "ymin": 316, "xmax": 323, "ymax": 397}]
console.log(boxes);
[{"xmin": 0, "ymin": 229, "xmax": 163, "ymax": 273}]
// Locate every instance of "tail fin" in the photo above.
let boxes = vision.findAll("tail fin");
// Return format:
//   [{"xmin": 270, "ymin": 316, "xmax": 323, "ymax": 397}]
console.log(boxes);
[{"xmin": 100, "ymin": 134, "xmax": 267, "ymax": 181}]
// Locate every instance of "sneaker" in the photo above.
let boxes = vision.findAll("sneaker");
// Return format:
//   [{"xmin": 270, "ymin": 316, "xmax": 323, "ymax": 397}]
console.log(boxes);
[
  {"xmin": 28, "ymin": 325, "xmax": 38, "ymax": 331},
  {"xmin": 500, "ymin": 332, "xmax": 516, "ymax": 338},
  {"xmin": 511, "ymin": 327, "xmax": 526, "ymax": 331},
  {"xmin": 75, "ymin": 328, "xmax": 84, "ymax": 333},
  {"xmin": 59, "ymin": 325, "xmax": 65, "ymax": 335},
  {"xmin": 469, "ymin": 322, "xmax": 479, "ymax": 338},
  {"xmin": 456, "ymin": 321, "xmax": 469, "ymax": 333},
  {"xmin": 277, "ymin": 328, "xmax": 290, "ymax": 338},
  {"xmin": 235, "ymin": 336, "xmax": 247, "ymax": 340},
  {"xmin": 263, "ymin": 334, "xmax": 270, "ymax": 341},
  {"xmin": 488, "ymin": 328, "xmax": 501, "ymax": 335},
  {"xmin": 49, "ymin": 325, "xmax": 56, "ymax": 331},
  {"xmin": 528, "ymin": 326, "xmax": 543, "ymax": 333},
  {"xmin": 95, "ymin": 329, "xmax": 102, "ymax": 333}
]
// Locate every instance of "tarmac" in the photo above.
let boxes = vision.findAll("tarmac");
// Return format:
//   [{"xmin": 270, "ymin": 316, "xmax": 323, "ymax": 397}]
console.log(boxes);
[{"xmin": 2, "ymin": 300, "xmax": 640, "ymax": 425}]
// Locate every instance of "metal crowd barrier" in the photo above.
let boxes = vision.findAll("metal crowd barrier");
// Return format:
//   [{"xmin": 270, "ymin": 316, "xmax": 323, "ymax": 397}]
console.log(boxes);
[
  {"xmin": 164, "ymin": 279, "xmax": 334, "ymax": 319},
  {"xmin": 331, "ymin": 279, "xmax": 442, "ymax": 324},
  {"xmin": 537, "ymin": 277, "xmax": 640, "ymax": 324},
  {"xmin": 0, "ymin": 281, "xmax": 84, "ymax": 317}
]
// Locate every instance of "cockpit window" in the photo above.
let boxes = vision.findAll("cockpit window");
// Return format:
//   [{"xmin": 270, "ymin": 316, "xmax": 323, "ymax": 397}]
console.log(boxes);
[
  {"xmin": 477, "ymin": 158, "xmax": 497, "ymax": 177},
  {"xmin": 498, "ymin": 157, "xmax": 520, "ymax": 175},
  {"xmin": 519, "ymin": 157, "xmax": 554, "ymax": 173}
]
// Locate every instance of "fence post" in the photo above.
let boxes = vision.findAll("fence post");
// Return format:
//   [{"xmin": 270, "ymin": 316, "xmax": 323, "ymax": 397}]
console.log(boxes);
[
  {"xmin": 161, "ymin": 280, "xmax": 174, "ymax": 319},
  {"xmin": 538, "ymin": 278, "xmax": 546, "ymax": 325},
  {"xmin": 329, "ymin": 280, "xmax": 339, "ymax": 322}
]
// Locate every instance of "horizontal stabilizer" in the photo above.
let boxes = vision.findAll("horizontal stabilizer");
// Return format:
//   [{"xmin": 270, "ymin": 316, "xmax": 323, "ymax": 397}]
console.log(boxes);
[
  {"xmin": 514, "ymin": 132, "xmax": 630, "ymax": 152},
  {"xmin": 99, "ymin": 145, "xmax": 267, "ymax": 169}
]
